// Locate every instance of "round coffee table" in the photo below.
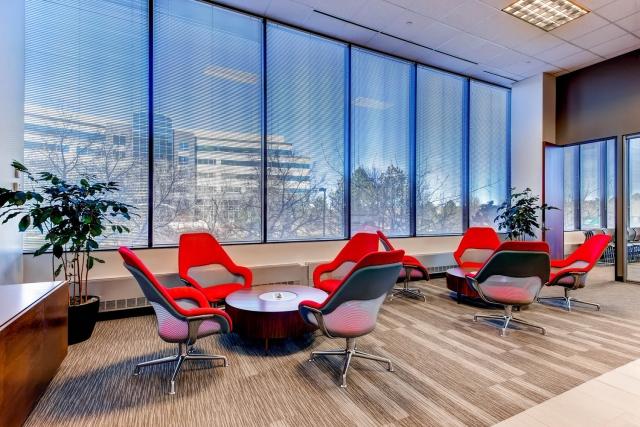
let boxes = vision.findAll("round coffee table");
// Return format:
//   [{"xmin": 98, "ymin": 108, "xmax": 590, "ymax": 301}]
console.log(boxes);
[
  {"xmin": 445, "ymin": 267, "xmax": 479, "ymax": 303},
  {"xmin": 225, "ymin": 285, "xmax": 328, "ymax": 352}
]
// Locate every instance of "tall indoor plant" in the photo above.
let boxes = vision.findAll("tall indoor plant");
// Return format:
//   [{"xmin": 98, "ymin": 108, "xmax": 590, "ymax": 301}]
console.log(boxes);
[
  {"xmin": 494, "ymin": 187, "xmax": 557, "ymax": 241},
  {"xmin": 0, "ymin": 161, "xmax": 134, "ymax": 344}
]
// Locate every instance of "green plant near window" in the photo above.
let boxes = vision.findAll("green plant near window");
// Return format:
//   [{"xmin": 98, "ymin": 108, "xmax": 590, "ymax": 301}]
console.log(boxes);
[
  {"xmin": 0, "ymin": 161, "xmax": 135, "ymax": 305},
  {"xmin": 494, "ymin": 187, "xmax": 557, "ymax": 241}
]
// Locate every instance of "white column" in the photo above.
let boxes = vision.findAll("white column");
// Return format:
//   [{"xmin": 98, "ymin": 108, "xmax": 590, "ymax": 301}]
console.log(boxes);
[
  {"xmin": 510, "ymin": 73, "xmax": 556, "ymax": 239},
  {"xmin": 0, "ymin": 0, "xmax": 25, "ymax": 284}
]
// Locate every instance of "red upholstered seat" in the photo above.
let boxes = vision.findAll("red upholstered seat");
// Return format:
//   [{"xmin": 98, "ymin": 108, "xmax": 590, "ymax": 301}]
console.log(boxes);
[
  {"xmin": 547, "ymin": 234, "xmax": 611, "ymax": 288},
  {"xmin": 179, "ymin": 233, "xmax": 252, "ymax": 304},
  {"xmin": 313, "ymin": 232, "xmax": 380, "ymax": 291}
]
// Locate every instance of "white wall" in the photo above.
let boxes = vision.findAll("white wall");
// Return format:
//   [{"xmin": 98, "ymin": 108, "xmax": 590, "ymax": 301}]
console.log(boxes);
[
  {"xmin": 0, "ymin": 0, "xmax": 24, "ymax": 285},
  {"xmin": 510, "ymin": 73, "xmax": 556, "ymax": 239}
]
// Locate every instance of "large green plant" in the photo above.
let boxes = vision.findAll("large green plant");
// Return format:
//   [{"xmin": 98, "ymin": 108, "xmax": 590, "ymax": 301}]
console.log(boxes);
[
  {"xmin": 494, "ymin": 187, "xmax": 557, "ymax": 241},
  {"xmin": 0, "ymin": 161, "xmax": 134, "ymax": 305}
]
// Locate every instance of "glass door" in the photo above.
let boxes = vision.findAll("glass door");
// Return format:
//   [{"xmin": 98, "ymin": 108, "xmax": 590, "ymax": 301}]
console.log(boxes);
[{"xmin": 626, "ymin": 134, "xmax": 640, "ymax": 282}]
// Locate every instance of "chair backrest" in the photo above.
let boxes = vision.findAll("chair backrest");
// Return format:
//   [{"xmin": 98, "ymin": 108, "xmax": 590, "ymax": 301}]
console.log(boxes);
[
  {"xmin": 119, "ymin": 247, "xmax": 187, "ymax": 319},
  {"xmin": 335, "ymin": 232, "xmax": 380, "ymax": 262},
  {"xmin": 454, "ymin": 227, "xmax": 501, "ymax": 267},
  {"xmin": 474, "ymin": 245, "xmax": 551, "ymax": 286},
  {"xmin": 494, "ymin": 240, "xmax": 550, "ymax": 254},
  {"xmin": 376, "ymin": 230, "xmax": 395, "ymax": 251},
  {"xmin": 566, "ymin": 234, "xmax": 612, "ymax": 269},
  {"xmin": 179, "ymin": 232, "xmax": 234, "ymax": 277},
  {"xmin": 311, "ymin": 250, "xmax": 403, "ymax": 337}
]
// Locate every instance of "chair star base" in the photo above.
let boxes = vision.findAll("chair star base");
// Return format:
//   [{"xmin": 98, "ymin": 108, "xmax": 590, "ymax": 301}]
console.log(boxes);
[
  {"xmin": 473, "ymin": 305, "xmax": 546, "ymax": 337},
  {"xmin": 389, "ymin": 267, "xmax": 426, "ymax": 302},
  {"xmin": 133, "ymin": 343, "xmax": 228, "ymax": 395},
  {"xmin": 309, "ymin": 338, "xmax": 394, "ymax": 388},
  {"xmin": 538, "ymin": 288, "xmax": 600, "ymax": 311}
]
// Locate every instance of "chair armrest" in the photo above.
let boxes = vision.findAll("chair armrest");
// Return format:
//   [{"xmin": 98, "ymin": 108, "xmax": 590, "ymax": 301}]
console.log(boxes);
[
  {"xmin": 226, "ymin": 264, "xmax": 253, "ymax": 287},
  {"xmin": 167, "ymin": 286, "xmax": 210, "ymax": 308},
  {"xmin": 298, "ymin": 303, "xmax": 333, "ymax": 338},
  {"xmin": 313, "ymin": 259, "xmax": 342, "ymax": 286},
  {"xmin": 550, "ymin": 258, "xmax": 573, "ymax": 268}
]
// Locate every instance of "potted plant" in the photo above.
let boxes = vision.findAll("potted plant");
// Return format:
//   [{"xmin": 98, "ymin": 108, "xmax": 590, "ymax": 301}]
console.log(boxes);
[
  {"xmin": 0, "ymin": 161, "xmax": 134, "ymax": 344},
  {"xmin": 494, "ymin": 187, "xmax": 557, "ymax": 241}
]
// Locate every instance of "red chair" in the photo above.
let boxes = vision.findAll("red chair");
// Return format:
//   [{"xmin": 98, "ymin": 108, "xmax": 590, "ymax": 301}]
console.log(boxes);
[
  {"xmin": 453, "ymin": 227, "xmax": 501, "ymax": 270},
  {"xmin": 300, "ymin": 250, "xmax": 404, "ymax": 387},
  {"xmin": 312, "ymin": 232, "xmax": 379, "ymax": 293},
  {"xmin": 119, "ymin": 247, "xmax": 231, "ymax": 394},
  {"xmin": 179, "ymin": 233, "xmax": 252, "ymax": 305},
  {"xmin": 377, "ymin": 230, "xmax": 429, "ymax": 301},
  {"xmin": 538, "ymin": 234, "xmax": 612, "ymax": 311}
]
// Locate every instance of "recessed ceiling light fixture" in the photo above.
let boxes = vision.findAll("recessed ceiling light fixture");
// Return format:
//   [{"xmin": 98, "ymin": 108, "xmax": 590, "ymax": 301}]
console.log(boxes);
[{"xmin": 502, "ymin": 0, "xmax": 589, "ymax": 31}]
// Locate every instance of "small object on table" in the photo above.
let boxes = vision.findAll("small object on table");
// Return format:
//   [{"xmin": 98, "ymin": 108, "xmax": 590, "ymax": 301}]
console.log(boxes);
[
  {"xmin": 391, "ymin": 265, "xmax": 426, "ymax": 301},
  {"xmin": 445, "ymin": 267, "xmax": 479, "ymax": 303},
  {"xmin": 225, "ymin": 285, "xmax": 328, "ymax": 352}
]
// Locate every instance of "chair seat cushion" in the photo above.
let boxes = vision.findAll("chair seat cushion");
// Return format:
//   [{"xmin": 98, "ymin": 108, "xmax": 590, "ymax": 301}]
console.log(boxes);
[
  {"xmin": 479, "ymin": 275, "xmax": 541, "ymax": 305},
  {"xmin": 202, "ymin": 283, "xmax": 246, "ymax": 301},
  {"xmin": 316, "ymin": 279, "xmax": 341, "ymax": 293}
]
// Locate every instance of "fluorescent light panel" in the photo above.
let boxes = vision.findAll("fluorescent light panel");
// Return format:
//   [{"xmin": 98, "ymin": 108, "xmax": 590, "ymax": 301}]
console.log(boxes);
[{"xmin": 502, "ymin": 0, "xmax": 589, "ymax": 31}]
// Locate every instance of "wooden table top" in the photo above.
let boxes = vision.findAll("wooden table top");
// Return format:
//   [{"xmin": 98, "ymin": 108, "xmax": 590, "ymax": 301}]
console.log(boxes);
[
  {"xmin": 0, "ymin": 281, "xmax": 66, "ymax": 330},
  {"xmin": 225, "ymin": 285, "xmax": 327, "ymax": 313}
]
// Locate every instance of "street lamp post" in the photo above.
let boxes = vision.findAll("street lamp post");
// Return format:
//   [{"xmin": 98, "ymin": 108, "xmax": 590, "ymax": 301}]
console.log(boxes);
[{"xmin": 319, "ymin": 187, "xmax": 327, "ymax": 237}]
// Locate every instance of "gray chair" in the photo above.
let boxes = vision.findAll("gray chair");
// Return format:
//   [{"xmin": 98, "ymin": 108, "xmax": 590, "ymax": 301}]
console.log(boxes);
[{"xmin": 466, "ymin": 242, "xmax": 550, "ymax": 336}]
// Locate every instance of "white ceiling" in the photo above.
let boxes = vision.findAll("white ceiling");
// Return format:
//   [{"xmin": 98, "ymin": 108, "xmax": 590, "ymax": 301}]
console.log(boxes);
[{"xmin": 214, "ymin": 0, "xmax": 640, "ymax": 86}]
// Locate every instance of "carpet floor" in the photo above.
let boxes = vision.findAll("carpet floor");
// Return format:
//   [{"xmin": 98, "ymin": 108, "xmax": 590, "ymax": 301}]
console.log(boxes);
[{"xmin": 26, "ymin": 268, "xmax": 640, "ymax": 426}]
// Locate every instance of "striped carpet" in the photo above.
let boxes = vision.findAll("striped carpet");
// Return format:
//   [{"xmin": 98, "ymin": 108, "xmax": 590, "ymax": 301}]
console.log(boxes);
[{"xmin": 26, "ymin": 268, "xmax": 640, "ymax": 426}]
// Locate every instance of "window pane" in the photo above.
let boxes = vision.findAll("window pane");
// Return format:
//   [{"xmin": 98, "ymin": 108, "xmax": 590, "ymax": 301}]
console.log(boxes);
[
  {"xmin": 416, "ymin": 67, "xmax": 464, "ymax": 235},
  {"xmin": 266, "ymin": 24, "xmax": 346, "ymax": 241},
  {"xmin": 469, "ymin": 81, "xmax": 509, "ymax": 228},
  {"xmin": 580, "ymin": 142, "xmax": 602, "ymax": 229},
  {"xmin": 153, "ymin": 0, "xmax": 263, "ymax": 244},
  {"xmin": 564, "ymin": 145, "xmax": 579, "ymax": 231},
  {"xmin": 24, "ymin": 0, "xmax": 149, "ymax": 250},
  {"xmin": 629, "ymin": 136, "xmax": 640, "ymax": 227},
  {"xmin": 350, "ymin": 49, "xmax": 412, "ymax": 236},
  {"xmin": 606, "ymin": 139, "xmax": 616, "ymax": 229}
]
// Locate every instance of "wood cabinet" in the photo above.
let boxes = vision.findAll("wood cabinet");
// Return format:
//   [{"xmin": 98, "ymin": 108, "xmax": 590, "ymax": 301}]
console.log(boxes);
[{"xmin": 0, "ymin": 281, "xmax": 67, "ymax": 427}]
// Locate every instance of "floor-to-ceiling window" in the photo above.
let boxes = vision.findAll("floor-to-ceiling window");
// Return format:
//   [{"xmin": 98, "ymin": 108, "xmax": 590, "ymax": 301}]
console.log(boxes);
[
  {"xmin": 266, "ymin": 24, "xmax": 347, "ymax": 241},
  {"xmin": 22, "ymin": 0, "xmax": 512, "ymax": 250},
  {"xmin": 580, "ymin": 141, "xmax": 603, "ymax": 229},
  {"xmin": 153, "ymin": 0, "xmax": 263, "ymax": 244},
  {"xmin": 469, "ymin": 81, "xmax": 510, "ymax": 227},
  {"xmin": 24, "ymin": 0, "xmax": 149, "ymax": 249},
  {"xmin": 627, "ymin": 135, "xmax": 640, "ymax": 281},
  {"xmin": 350, "ymin": 49, "xmax": 412, "ymax": 236},
  {"xmin": 415, "ymin": 67, "xmax": 465, "ymax": 235},
  {"xmin": 564, "ymin": 145, "xmax": 579, "ymax": 231}
]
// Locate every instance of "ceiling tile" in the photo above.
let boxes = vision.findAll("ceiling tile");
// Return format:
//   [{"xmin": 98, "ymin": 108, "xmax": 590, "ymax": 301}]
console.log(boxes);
[
  {"xmin": 579, "ymin": 0, "xmax": 618, "ymax": 9},
  {"xmin": 479, "ymin": 0, "xmax": 514, "ymax": 9},
  {"xmin": 384, "ymin": 0, "xmax": 467, "ymax": 20},
  {"xmin": 551, "ymin": 50, "xmax": 601, "ymax": 68},
  {"xmin": 572, "ymin": 23, "xmax": 628, "ymax": 48},
  {"xmin": 514, "ymin": 32, "xmax": 565, "ymax": 55},
  {"xmin": 414, "ymin": 49, "xmax": 477, "ymax": 74},
  {"xmin": 469, "ymin": 11, "xmax": 543, "ymax": 48},
  {"xmin": 266, "ymin": 0, "xmax": 313, "ymax": 23},
  {"xmin": 293, "ymin": 0, "xmax": 367, "ymax": 19},
  {"xmin": 351, "ymin": 0, "xmax": 407, "ymax": 31},
  {"xmin": 435, "ymin": 33, "xmax": 507, "ymax": 64},
  {"xmin": 536, "ymin": 42, "xmax": 585, "ymax": 62},
  {"xmin": 595, "ymin": 0, "xmax": 640, "ymax": 21},
  {"xmin": 441, "ymin": 0, "xmax": 501, "ymax": 31},
  {"xmin": 590, "ymin": 33, "xmax": 640, "ymax": 56},
  {"xmin": 215, "ymin": 0, "xmax": 271, "ymax": 15},
  {"xmin": 617, "ymin": 11, "xmax": 640, "ymax": 32},
  {"xmin": 550, "ymin": 12, "xmax": 609, "ymax": 40},
  {"xmin": 383, "ymin": 11, "xmax": 460, "ymax": 48},
  {"xmin": 501, "ymin": 57, "xmax": 558, "ymax": 77}
]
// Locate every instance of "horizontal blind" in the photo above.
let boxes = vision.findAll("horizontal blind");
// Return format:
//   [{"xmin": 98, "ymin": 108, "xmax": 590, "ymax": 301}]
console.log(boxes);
[
  {"xmin": 24, "ymin": 0, "xmax": 149, "ymax": 249},
  {"xmin": 153, "ymin": 0, "xmax": 263, "ymax": 244}
]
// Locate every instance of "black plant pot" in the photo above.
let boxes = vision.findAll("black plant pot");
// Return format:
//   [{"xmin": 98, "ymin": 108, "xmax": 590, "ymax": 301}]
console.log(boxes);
[{"xmin": 68, "ymin": 295, "xmax": 100, "ymax": 345}]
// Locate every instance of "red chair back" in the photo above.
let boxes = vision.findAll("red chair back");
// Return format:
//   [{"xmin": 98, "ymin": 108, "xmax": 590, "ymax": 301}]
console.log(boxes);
[
  {"xmin": 178, "ymin": 233, "xmax": 234, "ymax": 277},
  {"xmin": 454, "ymin": 227, "xmax": 501, "ymax": 268},
  {"xmin": 567, "ymin": 234, "xmax": 612, "ymax": 269},
  {"xmin": 495, "ymin": 241, "xmax": 550, "ymax": 253}
]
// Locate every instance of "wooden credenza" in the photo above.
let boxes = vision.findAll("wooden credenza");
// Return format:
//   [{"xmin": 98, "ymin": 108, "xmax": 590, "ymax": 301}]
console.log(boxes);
[{"xmin": 0, "ymin": 281, "xmax": 68, "ymax": 427}]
